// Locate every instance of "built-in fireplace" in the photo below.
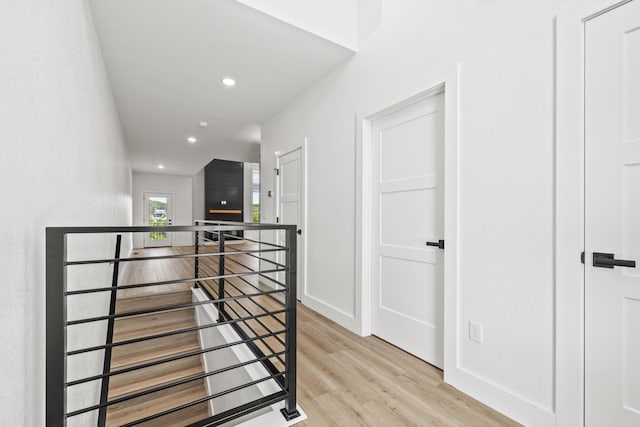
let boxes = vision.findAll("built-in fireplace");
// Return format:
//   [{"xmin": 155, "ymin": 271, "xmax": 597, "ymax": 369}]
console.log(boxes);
[{"xmin": 205, "ymin": 159, "xmax": 244, "ymax": 240}]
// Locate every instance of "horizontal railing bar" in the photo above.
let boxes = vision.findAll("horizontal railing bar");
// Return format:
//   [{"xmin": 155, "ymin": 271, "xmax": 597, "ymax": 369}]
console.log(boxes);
[
  {"xmin": 219, "ymin": 296, "xmax": 286, "ymax": 368},
  {"xmin": 65, "ymin": 267, "xmax": 287, "ymax": 296},
  {"xmin": 205, "ymin": 271, "xmax": 287, "ymax": 343},
  {"xmin": 65, "ymin": 247, "xmax": 283, "ymax": 266},
  {"xmin": 66, "ymin": 309, "xmax": 286, "ymax": 356},
  {"xmin": 197, "ymin": 265, "xmax": 286, "ymax": 329},
  {"xmin": 258, "ymin": 271, "xmax": 287, "ymax": 289},
  {"xmin": 66, "ymin": 289, "xmax": 285, "ymax": 326},
  {"xmin": 118, "ymin": 372, "xmax": 288, "ymax": 427},
  {"xmin": 190, "ymin": 268, "xmax": 288, "ymax": 373},
  {"xmin": 197, "ymin": 266, "xmax": 286, "ymax": 320},
  {"xmin": 222, "ymin": 244, "xmax": 288, "ymax": 272},
  {"xmin": 232, "ymin": 304, "xmax": 287, "ymax": 352},
  {"xmin": 197, "ymin": 258, "xmax": 283, "ymax": 302},
  {"xmin": 67, "ymin": 352, "xmax": 286, "ymax": 418},
  {"xmin": 199, "ymin": 241, "xmax": 287, "ymax": 270},
  {"xmin": 47, "ymin": 224, "xmax": 296, "ymax": 234},
  {"xmin": 197, "ymin": 256, "xmax": 286, "ymax": 309},
  {"xmin": 225, "ymin": 244, "xmax": 288, "ymax": 270},
  {"xmin": 195, "ymin": 219, "xmax": 257, "ymax": 226},
  {"xmin": 219, "ymin": 278, "xmax": 286, "ymax": 329},
  {"xmin": 221, "ymin": 233, "xmax": 288, "ymax": 250},
  {"xmin": 199, "ymin": 236, "xmax": 243, "ymax": 245},
  {"xmin": 186, "ymin": 391, "xmax": 288, "ymax": 427},
  {"xmin": 66, "ymin": 328, "xmax": 286, "ymax": 387},
  {"xmin": 199, "ymin": 233, "xmax": 287, "ymax": 251}
]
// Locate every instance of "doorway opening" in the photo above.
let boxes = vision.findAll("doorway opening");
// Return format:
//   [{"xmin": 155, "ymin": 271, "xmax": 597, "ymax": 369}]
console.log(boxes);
[
  {"xmin": 556, "ymin": 0, "xmax": 640, "ymax": 425},
  {"xmin": 144, "ymin": 192, "xmax": 173, "ymax": 247},
  {"xmin": 356, "ymin": 67, "xmax": 459, "ymax": 379},
  {"xmin": 275, "ymin": 146, "xmax": 306, "ymax": 301}
]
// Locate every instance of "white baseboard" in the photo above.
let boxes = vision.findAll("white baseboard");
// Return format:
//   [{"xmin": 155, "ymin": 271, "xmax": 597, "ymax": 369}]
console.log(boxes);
[
  {"xmin": 445, "ymin": 367, "xmax": 555, "ymax": 426},
  {"xmin": 301, "ymin": 294, "xmax": 360, "ymax": 334}
]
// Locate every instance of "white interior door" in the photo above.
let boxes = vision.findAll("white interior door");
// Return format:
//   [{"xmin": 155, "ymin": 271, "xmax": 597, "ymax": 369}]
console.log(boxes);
[
  {"xmin": 585, "ymin": 2, "xmax": 640, "ymax": 425},
  {"xmin": 143, "ymin": 192, "xmax": 173, "ymax": 248},
  {"xmin": 277, "ymin": 148, "xmax": 304, "ymax": 299},
  {"xmin": 371, "ymin": 92, "xmax": 445, "ymax": 368}
]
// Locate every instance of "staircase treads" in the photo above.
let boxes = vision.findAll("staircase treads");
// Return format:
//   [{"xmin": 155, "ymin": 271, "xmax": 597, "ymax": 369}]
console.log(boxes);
[
  {"xmin": 113, "ymin": 308, "xmax": 196, "ymax": 342},
  {"xmin": 111, "ymin": 339, "xmax": 202, "ymax": 371},
  {"xmin": 115, "ymin": 283, "xmax": 193, "ymax": 300},
  {"xmin": 115, "ymin": 289, "xmax": 193, "ymax": 314},
  {"xmin": 106, "ymin": 380, "xmax": 210, "ymax": 427},
  {"xmin": 111, "ymin": 328, "xmax": 200, "ymax": 363},
  {"xmin": 108, "ymin": 361, "xmax": 205, "ymax": 400}
]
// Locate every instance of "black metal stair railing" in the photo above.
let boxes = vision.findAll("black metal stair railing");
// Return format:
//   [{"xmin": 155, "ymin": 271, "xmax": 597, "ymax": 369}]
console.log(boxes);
[
  {"xmin": 97, "ymin": 234, "xmax": 121, "ymax": 427},
  {"xmin": 46, "ymin": 222, "xmax": 299, "ymax": 427}
]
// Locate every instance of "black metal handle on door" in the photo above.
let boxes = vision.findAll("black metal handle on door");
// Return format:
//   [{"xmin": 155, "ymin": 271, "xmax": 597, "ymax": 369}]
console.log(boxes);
[
  {"xmin": 297, "ymin": 229, "xmax": 302, "ymax": 235},
  {"xmin": 593, "ymin": 252, "xmax": 636, "ymax": 269},
  {"xmin": 426, "ymin": 240, "xmax": 445, "ymax": 250}
]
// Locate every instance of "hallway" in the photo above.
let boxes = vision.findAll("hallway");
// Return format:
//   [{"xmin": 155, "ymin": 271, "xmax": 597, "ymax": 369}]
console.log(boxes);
[{"xmin": 126, "ymin": 246, "xmax": 518, "ymax": 426}]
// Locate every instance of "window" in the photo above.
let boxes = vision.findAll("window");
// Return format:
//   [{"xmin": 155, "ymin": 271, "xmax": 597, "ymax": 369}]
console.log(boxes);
[{"xmin": 251, "ymin": 190, "xmax": 260, "ymax": 223}]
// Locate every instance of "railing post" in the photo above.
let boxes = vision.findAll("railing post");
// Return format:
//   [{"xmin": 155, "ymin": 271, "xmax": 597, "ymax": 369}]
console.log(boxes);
[
  {"xmin": 46, "ymin": 228, "xmax": 66, "ymax": 427},
  {"xmin": 218, "ymin": 230, "xmax": 225, "ymax": 321},
  {"xmin": 194, "ymin": 222, "xmax": 200, "ymax": 288},
  {"xmin": 98, "ymin": 234, "xmax": 122, "ymax": 427},
  {"xmin": 281, "ymin": 226, "xmax": 300, "ymax": 421}
]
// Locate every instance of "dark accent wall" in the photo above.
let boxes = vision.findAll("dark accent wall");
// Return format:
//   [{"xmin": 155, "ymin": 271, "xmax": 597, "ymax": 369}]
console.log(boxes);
[{"xmin": 205, "ymin": 159, "xmax": 244, "ymax": 223}]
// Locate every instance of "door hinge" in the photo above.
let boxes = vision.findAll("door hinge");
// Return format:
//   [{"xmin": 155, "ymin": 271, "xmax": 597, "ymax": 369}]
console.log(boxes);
[
  {"xmin": 581, "ymin": 251, "xmax": 585, "ymax": 264},
  {"xmin": 276, "ymin": 216, "xmax": 279, "ymax": 223},
  {"xmin": 274, "ymin": 168, "xmax": 280, "ymax": 176}
]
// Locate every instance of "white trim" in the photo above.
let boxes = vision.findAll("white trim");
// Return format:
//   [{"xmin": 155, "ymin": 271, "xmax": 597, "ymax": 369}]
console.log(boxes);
[
  {"xmin": 302, "ymin": 139, "xmax": 309, "ymax": 307},
  {"xmin": 275, "ymin": 145, "xmax": 307, "ymax": 301},
  {"xmin": 355, "ymin": 64, "xmax": 460, "ymax": 377},
  {"xmin": 446, "ymin": 365, "xmax": 556, "ymax": 425},
  {"xmin": 556, "ymin": 1, "xmax": 632, "ymax": 425},
  {"xmin": 142, "ymin": 191, "xmax": 174, "ymax": 247}
]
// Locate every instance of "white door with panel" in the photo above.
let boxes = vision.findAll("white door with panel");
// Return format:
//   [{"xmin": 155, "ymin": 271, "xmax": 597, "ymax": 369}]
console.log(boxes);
[
  {"xmin": 585, "ymin": 1, "xmax": 640, "ymax": 425},
  {"xmin": 371, "ymin": 92, "xmax": 444, "ymax": 368},
  {"xmin": 143, "ymin": 192, "xmax": 173, "ymax": 248},
  {"xmin": 278, "ymin": 148, "xmax": 304, "ymax": 299}
]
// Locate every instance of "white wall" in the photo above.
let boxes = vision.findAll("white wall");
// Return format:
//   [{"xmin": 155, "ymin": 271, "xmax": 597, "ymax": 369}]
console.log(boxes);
[
  {"xmin": 0, "ymin": 0, "xmax": 132, "ymax": 424},
  {"xmin": 236, "ymin": 0, "xmax": 358, "ymax": 50},
  {"xmin": 192, "ymin": 167, "xmax": 206, "ymax": 222},
  {"xmin": 260, "ymin": 0, "xmax": 567, "ymax": 425},
  {"xmin": 132, "ymin": 173, "xmax": 193, "ymax": 247}
]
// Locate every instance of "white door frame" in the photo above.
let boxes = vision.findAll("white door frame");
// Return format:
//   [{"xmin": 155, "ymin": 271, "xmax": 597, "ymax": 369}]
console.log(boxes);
[
  {"xmin": 556, "ymin": 1, "xmax": 633, "ymax": 425},
  {"xmin": 143, "ymin": 191, "xmax": 174, "ymax": 247},
  {"xmin": 356, "ymin": 64, "xmax": 460, "ymax": 377},
  {"xmin": 275, "ymin": 143, "xmax": 307, "ymax": 301}
]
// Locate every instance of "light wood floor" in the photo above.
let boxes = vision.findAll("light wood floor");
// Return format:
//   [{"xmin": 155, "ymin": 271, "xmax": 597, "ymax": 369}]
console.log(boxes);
[
  {"xmin": 106, "ymin": 247, "xmax": 209, "ymax": 426},
  {"xmin": 116, "ymin": 245, "xmax": 518, "ymax": 427},
  {"xmin": 295, "ymin": 304, "xmax": 519, "ymax": 427}
]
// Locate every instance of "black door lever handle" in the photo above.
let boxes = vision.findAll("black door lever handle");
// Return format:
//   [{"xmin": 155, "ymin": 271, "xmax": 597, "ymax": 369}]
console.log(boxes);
[
  {"xmin": 426, "ymin": 240, "xmax": 445, "ymax": 250},
  {"xmin": 593, "ymin": 252, "xmax": 636, "ymax": 269}
]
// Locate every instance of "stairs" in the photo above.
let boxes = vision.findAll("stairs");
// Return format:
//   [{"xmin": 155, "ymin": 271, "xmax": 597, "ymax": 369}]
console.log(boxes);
[{"xmin": 105, "ymin": 286, "xmax": 210, "ymax": 426}]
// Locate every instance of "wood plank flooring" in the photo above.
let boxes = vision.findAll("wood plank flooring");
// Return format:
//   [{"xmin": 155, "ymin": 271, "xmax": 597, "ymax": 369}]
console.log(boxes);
[
  {"xmin": 117, "ymin": 245, "xmax": 518, "ymax": 427},
  {"xmin": 295, "ymin": 305, "xmax": 519, "ymax": 427},
  {"xmin": 106, "ymin": 247, "xmax": 209, "ymax": 426}
]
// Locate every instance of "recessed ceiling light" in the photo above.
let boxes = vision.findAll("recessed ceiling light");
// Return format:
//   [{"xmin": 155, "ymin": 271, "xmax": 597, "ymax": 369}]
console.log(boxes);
[
  {"xmin": 198, "ymin": 121, "xmax": 208, "ymax": 128},
  {"xmin": 157, "ymin": 164, "xmax": 165, "ymax": 169},
  {"xmin": 222, "ymin": 78, "xmax": 236, "ymax": 87},
  {"xmin": 187, "ymin": 136, "xmax": 197, "ymax": 143}
]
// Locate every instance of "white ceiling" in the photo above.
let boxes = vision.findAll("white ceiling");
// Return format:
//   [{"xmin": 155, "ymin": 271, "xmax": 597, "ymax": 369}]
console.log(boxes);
[{"xmin": 89, "ymin": 0, "xmax": 354, "ymax": 175}]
